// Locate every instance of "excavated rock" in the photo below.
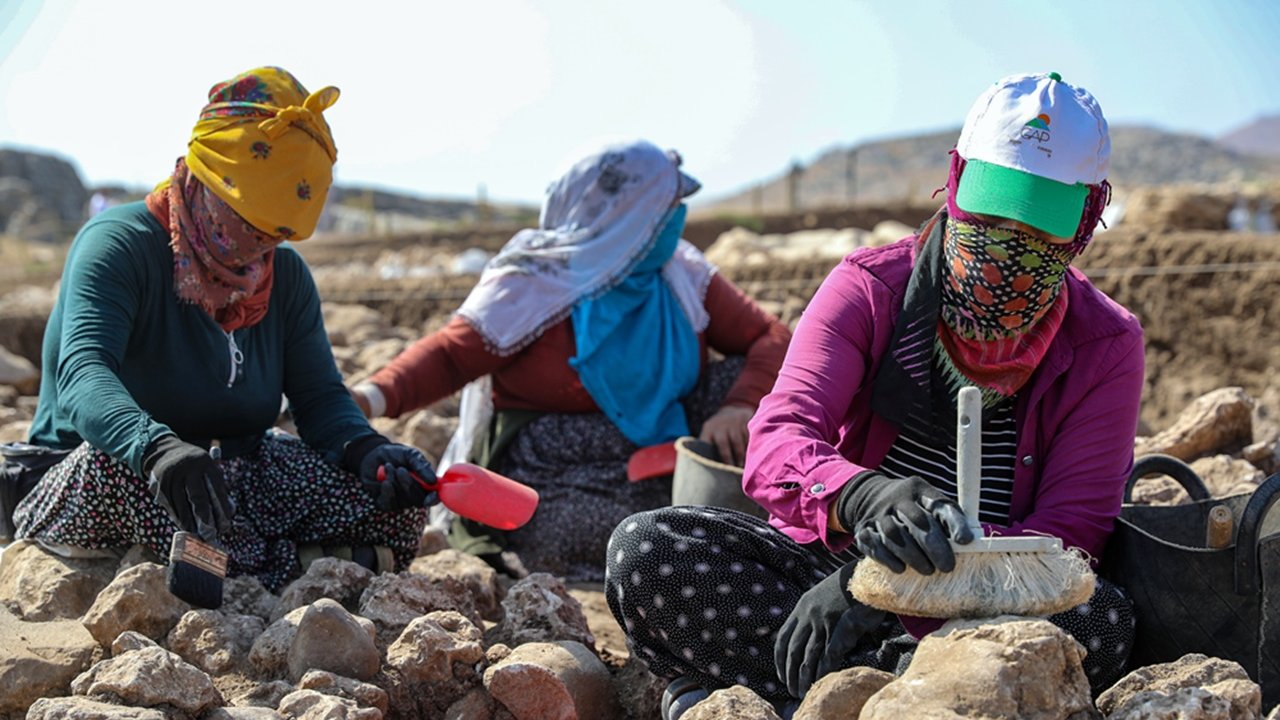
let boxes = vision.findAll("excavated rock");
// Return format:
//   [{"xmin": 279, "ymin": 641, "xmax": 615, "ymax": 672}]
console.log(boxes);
[
  {"xmin": 1097, "ymin": 653, "xmax": 1261, "ymax": 720},
  {"xmin": 167, "ymin": 609, "xmax": 265, "ymax": 677},
  {"xmin": 408, "ymin": 548, "xmax": 503, "ymax": 621},
  {"xmin": 0, "ymin": 604, "xmax": 99, "ymax": 717},
  {"xmin": 80, "ymin": 563, "xmax": 189, "ymax": 648},
  {"xmin": 483, "ymin": 641, "xmax": 621, "ymax": 720},
  {"xmin": 486, "ymin": 573, "xmax": 595, "ymax": 652},
  {"xmin": 860, "ymin": 616, "xmax": 1097, "ymax": 720},
  {"xmin": 383, "ymin": 610, "xmax": 486, "ymax": 718},
  {"xmin": 0, "ymin": 540, "xmax": 117, "ymax": 621},
  {"xmin": 287, "ymin": 598, "xmax": 380, "ymax": 682},
  {"xmin": 682, "ymin": 685, "xmax": 780, "ymax": 720},
  {"xmin": 274, "ymin": 558, "xmax": 374, "ymax": 621},
  {"xmin": 794, "ymin": 666, "xmax": 895, "ymax": 720},
  {"xmin": 70, "ymin": 645, "xmax": 224, "ymax": 717}
]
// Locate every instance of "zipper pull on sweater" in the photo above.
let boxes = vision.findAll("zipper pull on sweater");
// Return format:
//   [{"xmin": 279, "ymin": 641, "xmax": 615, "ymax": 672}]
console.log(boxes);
[{"xmin": 224, "ymin": 330, "xmax": 244, "ymax": 388}]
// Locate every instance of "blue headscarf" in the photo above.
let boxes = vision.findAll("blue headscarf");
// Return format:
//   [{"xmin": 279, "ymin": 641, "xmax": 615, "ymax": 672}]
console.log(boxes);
[{"xmin": 570, "ymin": 203, "xmax": 701, "ymax": 445}]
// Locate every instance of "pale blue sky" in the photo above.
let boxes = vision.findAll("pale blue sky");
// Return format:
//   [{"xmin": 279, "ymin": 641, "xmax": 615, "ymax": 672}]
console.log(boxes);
[{"xmin": 1, "ymin": 0, "xmax": 1277, "ymax": 204}]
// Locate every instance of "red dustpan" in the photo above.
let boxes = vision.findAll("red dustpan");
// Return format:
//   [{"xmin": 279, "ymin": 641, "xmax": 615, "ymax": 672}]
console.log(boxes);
[
  {"xmin": 627, "ymin": 441, "xmax": 679, "ymax": 482},
  {"xmin": 378, "ymin": 463, "xmax": 539, "ymax": 530}
]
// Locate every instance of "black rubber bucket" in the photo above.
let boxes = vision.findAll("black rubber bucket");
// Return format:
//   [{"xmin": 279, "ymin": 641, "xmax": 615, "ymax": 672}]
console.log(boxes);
[{"xmin": 1100, "ymin": 454, "xmax": 1280, "ymax": 706}]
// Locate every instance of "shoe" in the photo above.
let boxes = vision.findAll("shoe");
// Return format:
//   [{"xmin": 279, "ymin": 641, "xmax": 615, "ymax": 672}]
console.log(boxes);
[{"xmin": 661, "ymin": 676, "xmax": 710, "ymax": 720}]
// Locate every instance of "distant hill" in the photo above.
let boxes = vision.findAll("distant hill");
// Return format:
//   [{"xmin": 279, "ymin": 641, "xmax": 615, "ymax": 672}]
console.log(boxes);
[
  {"xmin": 320, "ymin": 185, "xmax": 537, "ymax": 236},
  {"xmin": 1219, "ymin": 115, "xmax": 1280, "ymax": 158},
  {"xmin": 701, "ymin": 124, "xmax": 1280, "ymax": 215}
]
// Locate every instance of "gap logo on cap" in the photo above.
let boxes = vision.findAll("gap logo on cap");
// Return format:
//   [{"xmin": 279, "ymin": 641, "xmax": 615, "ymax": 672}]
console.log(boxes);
[{"xmin": 1021, "ymin": 114, "xmax": 1051, "ymax": 141}]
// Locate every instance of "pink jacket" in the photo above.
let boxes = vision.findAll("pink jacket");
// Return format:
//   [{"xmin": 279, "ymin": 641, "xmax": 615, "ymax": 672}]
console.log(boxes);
[{"xmin": 745, "ymin": 235, "xmax": 1145, "ymax": 565}]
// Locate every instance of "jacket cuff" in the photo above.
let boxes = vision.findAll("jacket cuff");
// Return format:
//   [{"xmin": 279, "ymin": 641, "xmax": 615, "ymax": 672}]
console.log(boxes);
[
  {"xmin": 341, "ymin": 433, "xmax": 389, "ymax": 475},
  {"xmin": 352, "ymin": 381, "xmax": 387, "ymax": 418}
]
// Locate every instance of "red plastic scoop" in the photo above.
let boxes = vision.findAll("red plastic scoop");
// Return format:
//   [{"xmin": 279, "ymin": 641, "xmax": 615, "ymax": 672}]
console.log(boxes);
[
  {"xmin": 627, "ymin": 441, "xmax": 679, "ymax": 482},
  {"xmin": 377, "ymin": 463, "xmax": 539, "ymax": 530}
]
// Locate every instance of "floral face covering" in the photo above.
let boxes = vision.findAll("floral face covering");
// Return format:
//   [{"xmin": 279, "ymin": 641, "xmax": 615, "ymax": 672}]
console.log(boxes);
[
  {"xmin": 940, "ymin": 218, "xmax": 1077, "ymax": 338},
  {"xmin": 936, "ymin": 217, "xmax": 1078, "ymax": 403}
]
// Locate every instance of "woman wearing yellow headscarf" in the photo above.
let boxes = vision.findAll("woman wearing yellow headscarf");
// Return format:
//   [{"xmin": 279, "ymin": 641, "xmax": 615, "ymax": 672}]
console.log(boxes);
[{"xmin": 7, "ymin": 67, "xmax": 436, "ymax": 591}]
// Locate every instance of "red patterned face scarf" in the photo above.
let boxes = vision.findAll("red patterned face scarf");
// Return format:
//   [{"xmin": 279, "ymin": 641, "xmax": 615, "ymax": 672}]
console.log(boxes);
[
  {"xmin": 146, "ymin": 158, "xmax": 279, "ymax": 331},
  {"xmin": 936, "ymin": 216, "xmax": 1078, "ymax": 402}
]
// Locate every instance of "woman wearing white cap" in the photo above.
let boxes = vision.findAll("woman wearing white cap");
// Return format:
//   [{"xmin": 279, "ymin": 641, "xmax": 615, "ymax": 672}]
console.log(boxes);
[{"xmin": 607, "ymin": 73, "xmax": 1143, "ymax": 715}]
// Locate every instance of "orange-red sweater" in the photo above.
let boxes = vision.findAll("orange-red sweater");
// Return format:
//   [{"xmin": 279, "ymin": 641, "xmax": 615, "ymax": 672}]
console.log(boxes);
[{"xmin": 368, "ymin": 273, "xmax": 791, "ymax": 418}]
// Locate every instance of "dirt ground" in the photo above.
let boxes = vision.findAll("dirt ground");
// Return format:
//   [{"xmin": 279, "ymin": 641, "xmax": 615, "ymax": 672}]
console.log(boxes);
[{"xmin": 297, "ymin": 224, "xmax": 1280, "ymax": 434}]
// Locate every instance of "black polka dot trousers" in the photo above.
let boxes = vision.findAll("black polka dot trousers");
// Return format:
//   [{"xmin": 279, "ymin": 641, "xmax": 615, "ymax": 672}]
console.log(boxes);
[{"xmin": 606, "ymin": 506, "xmax": 1136, "ymax": 702}]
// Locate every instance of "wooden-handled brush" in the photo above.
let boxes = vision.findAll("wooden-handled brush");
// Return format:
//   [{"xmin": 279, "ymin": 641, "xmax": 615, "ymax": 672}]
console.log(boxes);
[{"xmin": 850, "ymin": 386, "xmax": 1095, "ymax": 619}]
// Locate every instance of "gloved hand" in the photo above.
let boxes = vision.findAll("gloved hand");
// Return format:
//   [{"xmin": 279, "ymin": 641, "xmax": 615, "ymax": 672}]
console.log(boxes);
[
  {"xmin": 835, "ymin": 472, "xmax": 973, "ymax": 575},
  {"xmin": 143, "ymin": 435, "xmax": 234, "ymax": 539},
  {"xmin": 344, "ymin": 435, "xmax": 440, "ymax": 512},
  {"xmin": 774, "ymin": 561, "xmax": 886, "ymax": 698}
]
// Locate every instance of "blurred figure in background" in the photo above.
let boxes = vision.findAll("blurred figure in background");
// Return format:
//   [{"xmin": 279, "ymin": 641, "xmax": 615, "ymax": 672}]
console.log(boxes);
[{"xmin": 351, "ymin": 140, "xmax": 791, "ymax": 581}]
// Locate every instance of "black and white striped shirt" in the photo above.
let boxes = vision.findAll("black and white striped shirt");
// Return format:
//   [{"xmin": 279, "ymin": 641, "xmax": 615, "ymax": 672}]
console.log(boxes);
[{"xmin": 877, "ymin": 400, "xmax": 1017, "ymax": 526}]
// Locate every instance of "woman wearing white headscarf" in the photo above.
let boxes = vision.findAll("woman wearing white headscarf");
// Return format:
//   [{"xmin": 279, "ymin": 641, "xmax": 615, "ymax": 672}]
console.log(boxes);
[{"xmin": 351, "ymin": 140, "xmax": 791, "ymax": 580}]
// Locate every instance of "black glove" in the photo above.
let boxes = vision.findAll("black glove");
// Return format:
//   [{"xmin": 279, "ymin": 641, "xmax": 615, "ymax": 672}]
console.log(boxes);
[
  {"xmin": 774, "ymin": 561, "xmax": 886, "ymax": 698},
  {"xmin": 835, "ymin": 472, "xmax": 972, "ymax": 575},
  {"xmin": 143, "ymin": 435, "xmax": 234, "ymax": 540},
  {"xmin": 344, "ymin": 435, "xmax": 440, "ymax": 512}
]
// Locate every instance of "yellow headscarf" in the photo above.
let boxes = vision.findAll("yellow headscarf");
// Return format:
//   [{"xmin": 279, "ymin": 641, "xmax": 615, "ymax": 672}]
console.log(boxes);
[{"xmin": 185, "ymin": 66, "xmax": 339, "ymax": 240}]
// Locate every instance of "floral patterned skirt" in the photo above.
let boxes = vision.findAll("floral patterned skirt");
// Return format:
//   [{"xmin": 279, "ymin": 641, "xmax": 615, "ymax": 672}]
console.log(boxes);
[{"xmin": 15, "ymin": 431, "xmax": 426, "ymax": 592}]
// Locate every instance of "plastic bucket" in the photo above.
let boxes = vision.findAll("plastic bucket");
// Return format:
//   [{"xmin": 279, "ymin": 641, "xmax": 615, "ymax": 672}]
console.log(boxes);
[{"xmin": 671, "ymin": 436, "xmax": 767, "ymax": 518}]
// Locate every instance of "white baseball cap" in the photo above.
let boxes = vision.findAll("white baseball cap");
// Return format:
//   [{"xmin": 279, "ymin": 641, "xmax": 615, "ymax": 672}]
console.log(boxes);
[{"xmin": 955, "ymin": 72, "xmax": 1110, "ymax": 238}]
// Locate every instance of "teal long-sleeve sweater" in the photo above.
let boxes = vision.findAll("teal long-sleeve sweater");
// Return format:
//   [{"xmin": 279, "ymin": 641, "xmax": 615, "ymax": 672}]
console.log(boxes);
[{"xmin": 29, "ymin": 202, "xmax": 377, "ymax": 476}]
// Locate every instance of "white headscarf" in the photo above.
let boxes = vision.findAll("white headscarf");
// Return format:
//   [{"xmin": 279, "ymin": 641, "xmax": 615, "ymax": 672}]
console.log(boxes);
[{"xmin": 457, "ymin": 139, "xmax": 711, "ymax": 356}]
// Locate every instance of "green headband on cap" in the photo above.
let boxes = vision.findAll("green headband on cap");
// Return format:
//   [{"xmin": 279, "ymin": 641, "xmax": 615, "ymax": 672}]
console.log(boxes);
[{"xmin": 955, "ymin": 159, "xmax": 1088, "ymax": 238}]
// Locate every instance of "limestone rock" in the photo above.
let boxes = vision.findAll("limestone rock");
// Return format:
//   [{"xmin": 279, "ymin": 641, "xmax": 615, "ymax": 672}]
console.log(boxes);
[
  {"xmin": 274, "ymin": 557, "xmax": 373, "ymax": 622},
  {"xmin": 404, "ymin": 410, "xmax": 458, "ymax": 464},
  {"xmin": 483, "ymin": 641, "xmax": 621, "ymax": 720},
  {"xmin": 229, "ymin": 679, "xmax": 296, "ymax": 709},
  {"xmin": 1243, "ymin": 440, "xmax": 1278, "ymax": 476},
  {"xmin": 276, "ymin": 689, "xmax": 382, "ymax": 720},
  {"xmin": 445, "ymin": 688, "xmax": 497, "ymax": 720},
  {"xmin": 0, "ymin": 343, "xmax": 38, "ymax": 393},
  {"xmin": 868, "ymin": 220, "xmax": 916, "ymax": 248},
  {"xmin": 794, "ymin": 666, "xmax": 895, "ymax": 720},
  {"xmin": 486, "ymin": 573, "xmax": 595, "ymax": 652},
  {"xmin": 166, "ymin": 609, "xmax": 265, "ymax": 676},
  {"xmin": 110, "ymin": 631, "xmax": 158, "ymax": 656},
  {"xmin": 682, "ymin": 685, "xmax": 781, "ymax": 720},
  {"xmin": 408, "ymin": 548, "xmax": 503, "ymax": 621},
  {"xmin": 384, "ymin": 611, "xmax": 486, "ymax": 718},
  {"xmin": 322, "ymin": 303, "xmax": 405, "ymax": 348},
  {"xmin": 298, "ymin": 669, "xmax": 389, "ymax": 715},
  {"xmin": 1105, "ymin": 686, "xmax": 1233, "ymax": 720},
  {"xmin": 859, "ymin": 616, "xmax": 1095, "ymax": 720},
  {"xmin": 249, "ymin": 606, "xmax": 308, "ymax": 678},
  {"xmin": 221, "ymin": 574, "xmax": 282, "ymax": 622},
  {"xmin": 1136, "ymin": 387, "xmax": 1254, "ymax": 462},
  {"xmin": 70, "ymin": 645, "xmax": 224, "ymax": 716},
  {"xmin": 80, "ymin": 562, "xmax": 189, "ymax": 647},
  {"xmin": 0, "ymin": 604, "xmax": 98, "ymax": 716},
  {"xmin": 358, "ymin": 571, "xmax": 481, "ymax": 644},
  {"xmin": 1130, "ymin": 475, "xmax": 1192, "ymax": 506},
  {"xmin": 25, "ymin": 696, "xmax": 168, "ymax": 719},
  {"xmin": 287, "ymin": 598, "xmax": 380, "ymax": 682},
  {"xmin": 1191, "ymin": 454, "xmax": 1266, "ymax": 498},
  {"xmin": 1097, "ymin": 653, "xmax": 1261, "ymax": 720},
  {"xmin": 0, "ymin": 539, "xmax": 118, "ymax": 621},
  {"xmin": 203, "ymin": 708, "xmax": 287, "ymax": 720}
]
